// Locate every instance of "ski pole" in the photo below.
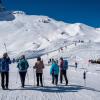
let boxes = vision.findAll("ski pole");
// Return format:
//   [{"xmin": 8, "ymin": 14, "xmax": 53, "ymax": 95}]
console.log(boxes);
[
  {"xmin": 42, "ymin": 73, "xmax": 45, "ymax": 86},
  {"xmin": 33, "ymin": 69, "xmax": 36, "ymax": 86},
  {"xmin": 26, "ymin": 71, "xmax": 29, "ymax": 85},
  {"xmin": 16, "ymin": 71, "xmax": 18, "ymax": 84},
  {"xmin": 4, "ymin": 43, "xmax": 7, "ymax": 53}
]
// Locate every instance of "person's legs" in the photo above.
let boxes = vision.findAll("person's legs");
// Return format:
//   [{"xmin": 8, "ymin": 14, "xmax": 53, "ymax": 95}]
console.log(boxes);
[
  {"xmin": 63, "ymin": 70, "xmax": 68, "ymax": 85},
  {"xmin": 1, "ymin": 72, "xmax": 5, "ymax": 89},
  {"xmin": 52, "ymin": 74, "xmax": 54, "ymax": 84},
  {"xmin": 19, "ymin": 72, "xmax": 23, "ymax": 87},
  {"xmin": 36, "ymin": 73, "xmax": 39, "ymax": 86},
  {"xmin": 60, "ymin": 70, "xmax": 63, "ymax": 83},
  {"xmin": 5, "ymin": 72, "xmax": 9, "ymax": 89},
  {"xmin": 40, "ymin": 73, "xmax": 43, "ymax": 86},
  {"xmin": 55, "ymin": 75, "xmax": 58, "ymax": 85},
  {"xmin": 22, "ymin": 72, "xmax": 27, "ymax": 87}
]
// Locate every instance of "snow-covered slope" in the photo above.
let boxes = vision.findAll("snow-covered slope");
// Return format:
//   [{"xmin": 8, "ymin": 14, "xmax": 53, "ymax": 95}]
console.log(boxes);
[
  {"xmin": 0, "ymin": 11, "xmax": 100, "ymax": 58},
  {"xmin": 0, "ymin": 11, "xmax": 100, "ymax": 100}
]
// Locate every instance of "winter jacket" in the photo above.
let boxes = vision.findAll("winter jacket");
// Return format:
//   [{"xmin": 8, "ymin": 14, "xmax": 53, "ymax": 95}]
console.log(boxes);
[
  {"xmin": 34, "ymin": 61, "xmax": 44, "ymax": 73},
  {"xmin": 0, "ymin": 57, "xmax": 11, "ymax": 72},
  {"xmin": 60, "ymin": 60, "xmax": 64, "ymax": 70},
  {"xmin": 60, "ymin": 60, "xmax": 68, "ymax": 70},
  {"xmin": 17, "ymin": 59, "xmax": 29, "ymax": 72},
  {"xmin": 50, "ymin": 63, "xmax": 59, "ymax": 75}
]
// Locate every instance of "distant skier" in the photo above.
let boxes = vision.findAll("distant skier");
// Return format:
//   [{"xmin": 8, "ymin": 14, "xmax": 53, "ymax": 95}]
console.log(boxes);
[
  {"xmin": 17, "ymin": 55, "xmax": 29, "ymax": 88},
  {"xmin": 75, "ymin": 62, "xmax": 78, "ymax": 69},
  {"xmin": 83, "ymin": 71, "xmax": 87, "ymax": 86},
  {"xmin": 50, "ymin": 59, "xmax": 59, "ymax": 85},
  {"xmin": 0, "ymin": 53, "xmax": 11, "ymax": 90},
  {"xmin": 48, "ymin": 58, "xmax": 52, "ymax": 65},
  {"xmin": 33, "ymin": 57, "xmax": 44, "ymax": 87},
  {"xmin": 59, "ymin": 57, "xmax": 68, "ymax": 85}
]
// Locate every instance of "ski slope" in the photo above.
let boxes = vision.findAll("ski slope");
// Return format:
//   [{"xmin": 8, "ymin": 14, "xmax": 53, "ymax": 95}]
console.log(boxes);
[
  {"xmin": 0, "ymin": 11, "xmax": 100, "ymax": 59},
  {"xmin": 0, "ymin": 11, "xmax": 100, "ymax": 100}
]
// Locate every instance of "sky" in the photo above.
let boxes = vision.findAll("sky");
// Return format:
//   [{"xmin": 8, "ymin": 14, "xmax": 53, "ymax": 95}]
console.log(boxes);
[{"xmin": 2, "ymin": 0, "xmax": 100, "ymax": 27}]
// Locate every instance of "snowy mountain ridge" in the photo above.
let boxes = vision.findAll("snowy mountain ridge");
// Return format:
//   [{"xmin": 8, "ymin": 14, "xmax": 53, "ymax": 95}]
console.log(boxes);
[{"xmin": 0, "ymin": 11, "xmax": 100, "ymax": 58}]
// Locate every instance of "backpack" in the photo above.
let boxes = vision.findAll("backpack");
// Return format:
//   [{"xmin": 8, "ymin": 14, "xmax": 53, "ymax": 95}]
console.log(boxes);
[
  {"xmin": 63, "ymin": 60, "xmax": 68, "ymax": 70},
  {"xmin": 19, "ymin": 60, "xmax": 28, "ymax": 70}
]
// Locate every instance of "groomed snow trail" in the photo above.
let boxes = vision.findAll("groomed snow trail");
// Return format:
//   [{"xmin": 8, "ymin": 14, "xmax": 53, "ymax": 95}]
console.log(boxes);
[{"xmin": 0, "ymin": 61, "xmax": 100, "ymax": 100}]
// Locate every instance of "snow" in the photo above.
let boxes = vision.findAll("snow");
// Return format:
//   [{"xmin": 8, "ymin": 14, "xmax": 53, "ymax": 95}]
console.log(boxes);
[
  {"xmin": 0, "ymin": 57, "xmax": 100, "ymax": 100},
  {"xmin": 0, "ymin": 11, "xmax": 100, "ymax": 58},
  {"xmin": 0, "ymin": 11, "xmax": 100, "ymax": 100}
]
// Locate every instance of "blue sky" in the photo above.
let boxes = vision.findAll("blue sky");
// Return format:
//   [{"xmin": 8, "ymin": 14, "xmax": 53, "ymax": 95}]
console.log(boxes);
[{"xmin": 2, "ymin": 0, "xmax": 100, "ymax": 27}]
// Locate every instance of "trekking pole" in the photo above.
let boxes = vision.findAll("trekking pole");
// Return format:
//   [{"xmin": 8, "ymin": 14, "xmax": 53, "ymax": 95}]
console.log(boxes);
[
  {"xmin": 33, "ymin": 68, "xmax": 36, "ymax": 86},
  {"xmin": 16, "ymin": 70, "xmax": 19, "ymax": 84},
  {"xmin": 42, "ymin": 73, "xmax": 45, "ymax": 86},
  {"xmin": 26, "ymin": 71, "xmax": 29, "ymax": 85},
  {"xmin": 4, "ymin": 43, "xmax": 7, "ymax": 53}
]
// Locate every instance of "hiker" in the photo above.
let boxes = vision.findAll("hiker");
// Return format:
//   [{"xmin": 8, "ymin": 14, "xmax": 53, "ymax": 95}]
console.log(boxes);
[
  {"xmin": 0, "ymin": 53, "xmax": 11, "ymax": 90},
  {"xmin": 17, "ymin": 55, "xmax": 29, "ymax": 88},
  {"xmin": 50, "ymin": 59, "xmax": 59, "ymax": 85},
  {"xmin": 83, "ymin": 71, "xmax": 86, "ymax": 80},
  {"xmin": 59, "ymin": 57, "xmax": 68, "ymax": 85},
  {"xmin": 75, "ymin": 62, "xmax": 78, "ymax": 69},
  {"xmin": 33, "ymin": 57, "xmax": 44, "ymax": 87},
  {"xmin": 83, "ymin": 71, "xmax": 87, "ymax": 86}
]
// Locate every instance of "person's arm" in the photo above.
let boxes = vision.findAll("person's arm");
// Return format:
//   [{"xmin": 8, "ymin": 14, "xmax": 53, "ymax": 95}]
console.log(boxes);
[
  {"xmin": 26, "ymin": 60, "xmax": 29, "ymax": 69},
  {"xmin": 33, "ymin": 63, "xmax": 37, "ymax": 69},
  {"xmin": 7, "ymin": 57, "xmax": 11, "ymax": 64},
  {"xmin": 17, "ymin": 62, "xmax": 19, "ymax": 69},
  {"xmin": 60, "ymin": 61, "xmax": 63, "ymax": 69},
  {"xmin": 42, "ymin": 60, "xmax": 44, "ymax": 69},
  {"xmin": 50, "ymin": 66, "xmax": 53, "ymax": 75},
  {"xmin": 42, "ymin": 63, "xmax": 44, "ymax": 69}
]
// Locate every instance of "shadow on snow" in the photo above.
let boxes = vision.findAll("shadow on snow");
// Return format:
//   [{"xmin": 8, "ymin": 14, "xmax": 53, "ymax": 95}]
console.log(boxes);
[{"xmin": 7, "ymin": 84, "xmax": 100, "ymax": 93}]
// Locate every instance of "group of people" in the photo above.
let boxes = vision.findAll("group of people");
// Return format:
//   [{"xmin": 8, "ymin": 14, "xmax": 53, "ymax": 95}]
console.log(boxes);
[
  {"xmin": 0, "ymin": 52, "xmax": 69, "ymax": 90},
  {"xmin": 50, "ymin": 58, "xmax": 68, "ymax": 86}
]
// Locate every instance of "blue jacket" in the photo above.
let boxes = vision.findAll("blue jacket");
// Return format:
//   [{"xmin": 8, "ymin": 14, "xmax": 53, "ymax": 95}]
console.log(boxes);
[
  {"xmin": 50, "ymin": 63, "xmax": 59, "ymax": 75},
  {"xmin": 0, "ymin": 57, "xmax": 11, "ymax": 72}
]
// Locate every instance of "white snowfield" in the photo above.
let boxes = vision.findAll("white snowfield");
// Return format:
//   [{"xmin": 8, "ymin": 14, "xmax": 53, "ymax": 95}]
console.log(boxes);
[
  {"xmin": 0, "ymin": 11, "xmax": 100, "ymax": 100},
  {"xmin": 0, "ymin": 11, "xmax": 100, "ymax": 59}
]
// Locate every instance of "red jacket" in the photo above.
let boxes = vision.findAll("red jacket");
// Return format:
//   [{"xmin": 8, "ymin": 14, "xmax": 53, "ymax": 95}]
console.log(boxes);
[{"xmin": 60, "ymin": 60, "xmax": 64, "ymax": 70}]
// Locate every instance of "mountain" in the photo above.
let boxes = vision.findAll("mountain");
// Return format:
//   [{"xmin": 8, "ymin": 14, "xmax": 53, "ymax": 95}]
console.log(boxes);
[{"xmin": 0, "ymin": 11, "xmax": 100, "ymax": 59}]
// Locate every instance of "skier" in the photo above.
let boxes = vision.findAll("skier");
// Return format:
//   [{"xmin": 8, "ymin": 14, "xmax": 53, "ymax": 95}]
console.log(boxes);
[
  {"xmin": 59, "ymin": 57, "xmax": 68, "ymax": 85},
  {"xmin": 17, "ymin": 55, "xmax": 29, "ymax": 88},
  {"xmin": 0, "ymin": 53, "xmax": 11, "ymax": 90},
  {"xmin": 50, "ymin": 59, "xmax": 59, "ymax": 85},
  {"xmin": 33, "ymin": 57, "xmax": 44, "ymax": 87}
]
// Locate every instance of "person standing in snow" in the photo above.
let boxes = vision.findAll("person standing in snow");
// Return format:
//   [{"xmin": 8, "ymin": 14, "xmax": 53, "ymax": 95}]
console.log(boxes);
[
  {"xmin": 0, "ymin": 53, "xmax": 11, "ymax": 90},
  {"xmin": 59, "ymin": 57, "xmax": 68, "ymax": 85},
  {"xmin": 50, "ymin": 59, "xmax": 59, "ymax": 85},
  {"xmin": 33, "ymin": 57, "xmax": 44, "ymax": 87},
  {"xmin": 17, "ymin": 55, "xmax": 29, "ymax": 88},
  {"xmin": 75, "ymin": 62, "xmax": 78, "ymax": 69},
  {"xmin": 83, "ymin": 70, "xmax": 87, "ymax": 86}
]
